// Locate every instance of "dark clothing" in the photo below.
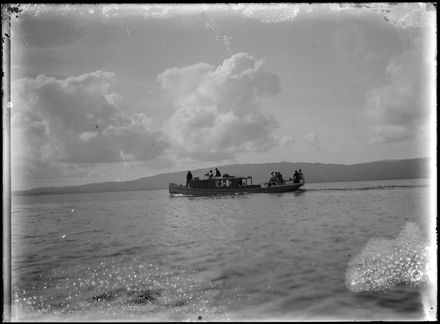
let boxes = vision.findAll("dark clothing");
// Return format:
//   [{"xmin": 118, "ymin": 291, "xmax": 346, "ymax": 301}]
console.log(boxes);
[
  {"xmin": 186, "ymin": 171, "xmax": 192, "ymax": 187},
  {"xmin": 215, "ymin": 169, "xmax": 221, "ymax": 177},
  {"xmin": 277, "ymin": 172, "xmax": 284, "ymax": 184},
  {"xmin": 293, "ymin": 171, "xmax": 299, "ymax": 183},
  {"xmin": 298, "ymin": 170, "xmax": 304, "ymax": 183}
]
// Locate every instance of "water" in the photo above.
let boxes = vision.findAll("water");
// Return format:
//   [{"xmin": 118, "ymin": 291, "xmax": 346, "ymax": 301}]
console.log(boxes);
[{"xmin": 9, "ymin": 179, "xmax": 436, "ymax": 321}]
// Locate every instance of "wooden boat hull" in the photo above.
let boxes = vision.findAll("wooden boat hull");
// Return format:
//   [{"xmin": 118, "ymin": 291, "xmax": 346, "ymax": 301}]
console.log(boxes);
[{"xmin": 169, "ymin": 181, "xmax": 304, "ymax": 195}]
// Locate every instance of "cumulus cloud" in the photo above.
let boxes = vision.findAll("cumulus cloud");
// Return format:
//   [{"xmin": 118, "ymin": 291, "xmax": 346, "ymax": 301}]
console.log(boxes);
[
  {"xmin": 360, "ymin": 46, "xmax": 431, "ymax": 144},
  {"xmin": 279, "ymin": 135, "xmax": 295, "ymax": 147},
  {"xmin": 304, "ymin": 133, "xmax": 321, "ymax": 151},
  {"xmin": 11, "ymin": 71, "xmax": 169, "ymax": 182},
  {"xmin": 99, "ymin": 3, "xmax": 302, "ymax": 23},
  {"xmin": 158, "ymin": 53, "xmax": 281, "ymax": 162},
  {"xmin": 381, "ymin": 3, "xmax": 434, "ymax": 29},
  {"xmin": 231, "ymin": 3, "xmax": 300, "ymax": 23}
]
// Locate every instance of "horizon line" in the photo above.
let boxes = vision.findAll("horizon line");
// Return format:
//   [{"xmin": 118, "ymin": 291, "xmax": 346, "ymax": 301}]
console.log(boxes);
[{"xmin": 13, "ymin": 157, "xmax": 430, "ymax": 193}]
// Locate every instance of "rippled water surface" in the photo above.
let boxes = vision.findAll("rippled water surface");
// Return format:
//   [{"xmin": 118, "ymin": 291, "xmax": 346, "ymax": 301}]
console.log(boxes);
[{"xmin": 10, "ymin": 179, "xmax": 436, "ymax": 321}]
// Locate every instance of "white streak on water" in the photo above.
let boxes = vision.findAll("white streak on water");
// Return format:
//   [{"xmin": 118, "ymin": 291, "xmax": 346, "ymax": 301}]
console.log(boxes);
[{"xmin": 345, "ymin": 222, "xmax": 428, "ymax": 293}]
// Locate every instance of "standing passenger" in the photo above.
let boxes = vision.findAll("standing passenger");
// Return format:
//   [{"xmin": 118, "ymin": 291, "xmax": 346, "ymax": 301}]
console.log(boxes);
[
  {"xmin": 215, "ymin": 168, "xmax": 221, "ymax": 177},
  {"xmin": 186, "ymin": 171, "xmax": 193, "ymax": 187},
  {"xmin": 208, "ymin": 170, "xmax": 214, "ymax": 179}
]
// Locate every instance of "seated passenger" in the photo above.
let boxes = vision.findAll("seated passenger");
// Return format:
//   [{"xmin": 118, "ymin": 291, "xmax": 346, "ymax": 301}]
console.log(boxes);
[
  {"xmin": 208, "ymin": 170, "xmax": 213, "ymax": 178},
  {"xmin": 293, "ymin": 170, "xmax": 299, "ymax": 183},
  {"xmin": 275, "ymin": 171, "xmax": 281, "ymax": 184},
  {"xmin": 298, "ymin": 169, "xmax": 304, "ymax": 183},
  {"xmin": 269, "ymin": 171, "xmax": 275, "ymax": 184},
  {"xmin": 215, "ymin": 168, "xmax": 221, "ymax": 177},
  {"xmin": 277, "ymin": 172, "xmax": 285, "ymax": 184}
]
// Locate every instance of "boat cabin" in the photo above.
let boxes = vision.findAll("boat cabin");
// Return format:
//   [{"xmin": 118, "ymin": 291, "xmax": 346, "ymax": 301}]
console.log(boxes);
[{"xmin": 189, "ymin": 176, "xmax": 252, "ymax": 189}]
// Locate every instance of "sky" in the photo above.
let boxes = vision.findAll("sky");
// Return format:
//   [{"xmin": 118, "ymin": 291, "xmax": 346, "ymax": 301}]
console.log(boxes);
[{"xmin": 6, "ymin": 3, "xmax": 437, "ymax": 190}]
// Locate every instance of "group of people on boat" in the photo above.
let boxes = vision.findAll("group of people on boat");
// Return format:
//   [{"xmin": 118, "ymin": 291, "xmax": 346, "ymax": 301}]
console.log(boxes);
[
  {"xmin": 186, "ymin": 167, "xmax": 304, "ymax": 188},
  {"xmin": 204, "ymin": 168, "xmax": 221, "ymax": 179},
  {"xmin": 269, "ymin": 171, "xmax": 285, "ymax": 185},
  {"xmin": 293, "ymin": 169, "xmax": 304, "ymax": 183},
  {"xmin": 187, "ymin": 168, "xmax": 224, "ymax": 186},
  {"xmin": 268, "ymin": 169, "xmax": 304, "ymax": 185}
]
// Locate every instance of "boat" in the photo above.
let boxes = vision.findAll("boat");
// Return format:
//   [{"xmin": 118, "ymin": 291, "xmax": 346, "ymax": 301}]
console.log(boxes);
[{"xmin": 169, "ymin": 174, "xmax": 304, "ymax": 196}]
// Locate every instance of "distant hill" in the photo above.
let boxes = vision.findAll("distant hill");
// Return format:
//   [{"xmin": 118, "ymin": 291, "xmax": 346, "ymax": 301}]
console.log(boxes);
[{"xmin": 15, "ymin": 158, "xmax": 430, "ymax": 196}]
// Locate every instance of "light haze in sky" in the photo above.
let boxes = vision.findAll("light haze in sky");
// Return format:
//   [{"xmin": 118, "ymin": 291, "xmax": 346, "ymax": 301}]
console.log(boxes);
[{"xmin": 8, "ymin": 3, "xmax": 436, "ymax": 190}]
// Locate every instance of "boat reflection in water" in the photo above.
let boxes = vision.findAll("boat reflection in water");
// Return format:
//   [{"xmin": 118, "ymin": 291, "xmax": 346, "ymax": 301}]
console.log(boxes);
[{"xmin": 169, "ymin": 173, "xmax": 305, "ymax": 196}]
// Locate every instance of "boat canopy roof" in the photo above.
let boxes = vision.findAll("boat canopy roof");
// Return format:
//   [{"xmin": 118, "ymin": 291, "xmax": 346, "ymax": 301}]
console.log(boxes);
[{"xmin": 192, "ymin": 175, "xmax": 251, "ymax": 180}]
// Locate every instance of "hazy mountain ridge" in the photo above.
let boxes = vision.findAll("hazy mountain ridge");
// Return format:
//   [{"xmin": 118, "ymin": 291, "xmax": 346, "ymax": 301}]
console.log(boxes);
[{"xmin": 15, "ymin": 158, "xmax": 430, "ymax": 195}]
